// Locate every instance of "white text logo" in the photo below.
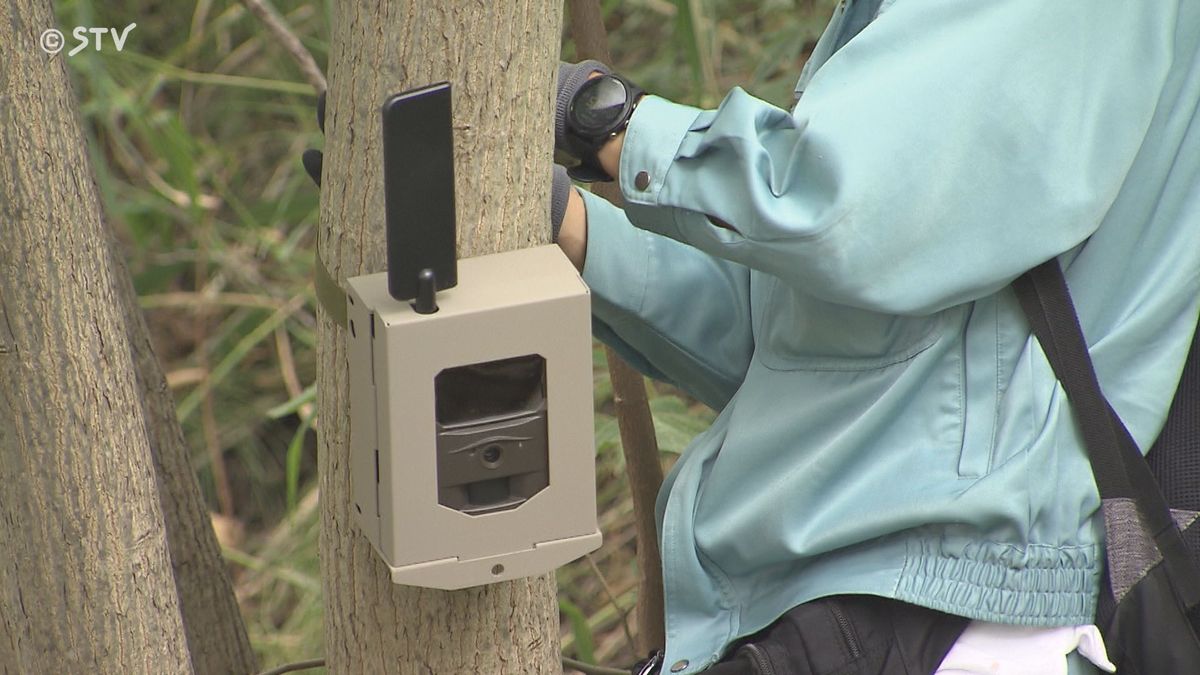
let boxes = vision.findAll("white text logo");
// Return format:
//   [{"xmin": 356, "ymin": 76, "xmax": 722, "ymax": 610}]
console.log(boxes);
[{"xmin": 40, "ymin": 24, "xmax": 137, "ymax": 57}]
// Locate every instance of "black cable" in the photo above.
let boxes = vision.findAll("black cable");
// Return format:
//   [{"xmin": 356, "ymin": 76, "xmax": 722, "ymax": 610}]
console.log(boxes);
[
  {"xmin": 256, "ymin": 656, "xmax": 629, "ymax": 674},
  {"xmin": 256, "ymin": 658, "xmax": 326, "ymax": 675},
  {"xmin": 562, "ymin": 656, "xmax": 630, "ymax": 675}
]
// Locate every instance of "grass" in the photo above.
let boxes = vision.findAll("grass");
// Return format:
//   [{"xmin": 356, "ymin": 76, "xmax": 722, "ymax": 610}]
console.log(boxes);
[{"xmin": 55, "ymin": 0, "xmax": 836, "ymax": 670}]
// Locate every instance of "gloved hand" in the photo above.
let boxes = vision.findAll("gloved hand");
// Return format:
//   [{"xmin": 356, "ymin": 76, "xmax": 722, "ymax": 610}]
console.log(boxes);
[
  {"xmin": 555, "ymin": 60, "xmax": 610, "ymax": 150},
  {"xmin": 301, "ymin": 90, "xmax": 326, "ymax": 187},
  {"xmin": 302, "ymin": 90, "xmax": 572, "ymax": 244},
  {"xmin": 555, "ymin": 60, "xmax": 611, "ymax": 181},
  {"xmin": 550, "ymin": 163, "xmax": 572, "ymax": 242}
]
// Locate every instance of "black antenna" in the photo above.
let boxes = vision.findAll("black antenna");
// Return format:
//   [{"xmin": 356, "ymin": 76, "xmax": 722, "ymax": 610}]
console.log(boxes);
[{"xmin": 381, "ymin": 82, "xmax": 458, "ymax": 313}]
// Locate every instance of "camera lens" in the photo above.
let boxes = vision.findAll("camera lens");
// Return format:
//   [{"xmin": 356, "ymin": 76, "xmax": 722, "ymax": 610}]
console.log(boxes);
[{"xmin": 481, "ymin": 445, "xmax": 503, "ymax": 467}]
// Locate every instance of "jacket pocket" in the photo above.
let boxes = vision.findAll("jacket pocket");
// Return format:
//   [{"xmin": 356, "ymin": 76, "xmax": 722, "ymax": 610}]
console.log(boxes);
[
  {"xmin": 753, "ymin": 274, "xmax": 943, "ymax": 372},
  {"xmin": 738, "ymin": 642, "xmax": 785, "ymax": 675},
  {"xmin": 955, "ymin": 297, "xmax": 1000, "ymax": 477}
]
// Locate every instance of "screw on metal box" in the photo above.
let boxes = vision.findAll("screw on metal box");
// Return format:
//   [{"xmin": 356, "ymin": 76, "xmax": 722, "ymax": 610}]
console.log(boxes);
[{"xmin": 343, "ymin": 82, "xmax": 601, "ymax": 590}]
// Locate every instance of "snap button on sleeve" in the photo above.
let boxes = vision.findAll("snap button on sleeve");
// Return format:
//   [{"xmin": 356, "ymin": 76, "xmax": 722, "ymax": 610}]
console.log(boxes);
[
  {"xmin": 634, "ymin": 170, "xmax": 651, "ymax": 191},
  {"xmin": 670, "ymin": 659, "xmax": 689, "ymax": 672}
]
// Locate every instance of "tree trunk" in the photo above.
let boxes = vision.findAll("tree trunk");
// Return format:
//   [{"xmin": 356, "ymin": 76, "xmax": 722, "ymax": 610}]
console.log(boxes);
[
  {"xmin": 0, "ymin": 2, "xmax": 185, "ymax": 673},
  {"xmin": 316, "ymin": 2, "xmax": 565, "ymax": 673},
  {"xmin": 107, "ymin": 234, "xmax": 258, "ymax": 674},
  {"xmin": 0, "ymin": 2, "xmax": 256, "ymax": 673},
  {"xmin": 566, "ymin": 0, "xmax": 668, "ymax": 654}
]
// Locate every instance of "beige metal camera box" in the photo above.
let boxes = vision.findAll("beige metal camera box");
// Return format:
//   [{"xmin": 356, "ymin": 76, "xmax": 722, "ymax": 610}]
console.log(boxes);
[{"xmin": 345, "ymin": 244, "xmax": 601, "ymax": 589}]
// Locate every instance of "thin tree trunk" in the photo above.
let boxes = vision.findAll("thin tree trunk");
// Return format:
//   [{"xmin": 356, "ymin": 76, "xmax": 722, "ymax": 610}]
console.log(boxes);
[
  {"xmin": 605, "ymin": 356, "xmax": 667, "ymax": 654},
  {"xmin": 566, "ymin": 0, "xmax": 668, "ymax": 654},
  {"xmin": 0, "ymin": 1, "xmax": 194, "ymax": 671},
  {"xmin": 317, "ymin": 2, "xmax": 564, "ymax": 673},
  {"xmin": 108, "ymin": 240, "xmax": 258, "ymax": 674}
]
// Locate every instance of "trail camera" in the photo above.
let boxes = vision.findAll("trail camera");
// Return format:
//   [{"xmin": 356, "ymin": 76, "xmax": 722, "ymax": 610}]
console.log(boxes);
[{"xmin": 344, "ymin": 83, "xmax": 601, "ymax": 589}]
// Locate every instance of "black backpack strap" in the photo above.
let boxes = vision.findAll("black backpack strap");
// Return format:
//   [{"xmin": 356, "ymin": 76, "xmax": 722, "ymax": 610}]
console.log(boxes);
[{"xmin": 1012, "ymin": 259, "xmax": 1200, "ymax": 609}]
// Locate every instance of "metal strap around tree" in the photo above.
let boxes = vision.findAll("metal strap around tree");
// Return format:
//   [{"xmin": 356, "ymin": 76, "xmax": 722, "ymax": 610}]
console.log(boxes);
[{"xmin": 314, "ymin": 238, "xmax": 348, "ymax": 329}]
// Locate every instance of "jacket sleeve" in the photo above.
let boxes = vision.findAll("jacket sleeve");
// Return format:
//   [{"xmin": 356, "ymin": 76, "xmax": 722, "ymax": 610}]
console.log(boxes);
[
  {"xmin": 579, "ymin": 189, "xmax": 753, "ymax": 411},
  {"xmin": 616, "ymin": 0, "xmax": 1175, "ymax": 316}
]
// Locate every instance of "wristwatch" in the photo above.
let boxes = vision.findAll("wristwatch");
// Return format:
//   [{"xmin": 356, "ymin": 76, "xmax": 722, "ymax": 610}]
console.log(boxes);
[{"xmin": 562, "ymin": 73, "xmax": 645, "ymax": 182}]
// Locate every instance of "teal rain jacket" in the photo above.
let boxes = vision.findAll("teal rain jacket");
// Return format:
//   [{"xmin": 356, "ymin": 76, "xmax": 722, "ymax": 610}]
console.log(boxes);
[{"xmin": 577, "ymin": 1, "xmax": 1200, "ymax": 672}]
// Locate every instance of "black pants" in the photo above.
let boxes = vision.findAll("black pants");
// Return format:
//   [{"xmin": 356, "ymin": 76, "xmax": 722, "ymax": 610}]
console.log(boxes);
[{"xmin": 697, "ymin": 595, "xmax": 968, "ymax": 675}]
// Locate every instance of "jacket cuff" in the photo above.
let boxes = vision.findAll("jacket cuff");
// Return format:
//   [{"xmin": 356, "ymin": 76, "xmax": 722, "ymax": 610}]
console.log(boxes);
[{"xmin": 618, "ymin": 95, "xmax": 704, "ymax": 238}]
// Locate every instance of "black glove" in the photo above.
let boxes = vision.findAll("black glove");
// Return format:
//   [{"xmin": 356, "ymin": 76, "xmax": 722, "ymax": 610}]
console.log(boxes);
[
  {"xmin": 301, "ymin": 90, "xmax": 326, "ymax": 187},
  {"xmin": 550, "ymin": 163, "xmax": 572, "ymax": 242},
  {"xmin": 555, "ymin": 60, "xmax": 612, "ymax": 180},
  {"xmin": 555, "ymin": 60, "xmax": 610, "ymax": 151}
]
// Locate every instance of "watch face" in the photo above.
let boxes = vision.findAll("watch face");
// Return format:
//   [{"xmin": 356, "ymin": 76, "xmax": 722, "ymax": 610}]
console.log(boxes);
[{"xmin": 571, "ymin": 76, "xmax": 630, "ymax": 135}]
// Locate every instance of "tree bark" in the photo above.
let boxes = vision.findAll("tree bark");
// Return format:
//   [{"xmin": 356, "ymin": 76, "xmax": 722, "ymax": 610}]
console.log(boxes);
[
  {"xmin": 317, "ymin": 2, "xmax": 564, "ymax": 673},
  {"xmin": 0, "ymin": 2, "xmax": 256, "ymax": 673},
  {"xmin": 107, "ymin": 236, "xmax": 258, "ymax": 674},
  {"xmin": 0, "ymin": 2, "xmax": 189, "ymax": 672}
]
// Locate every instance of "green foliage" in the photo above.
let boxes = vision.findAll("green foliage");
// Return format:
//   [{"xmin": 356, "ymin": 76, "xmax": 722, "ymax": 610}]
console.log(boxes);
[
  {"xmin": 58, "ymin": 0, "xmax": 327, "ymax": 530},
  {"xmin": 672, "ymin": 0, "xmax": 707, "ymax": 103},
  {"xmin": 223, "ymin": 490, "xmax": 325, "ymax": 670},
  {"xmin": 584, "ymin": 0, "xmax": 838, "ymax": 108},
  {"xmin": 57, "ymin": 0, "xmax": 835, "ymax": 669},
  {"xmin": 559, "ymin": 597, "xmax": 598, "ymax": 664},
  {"xmin": 649, "ymin": 392, "xmax": 715, "ymax": 454}
]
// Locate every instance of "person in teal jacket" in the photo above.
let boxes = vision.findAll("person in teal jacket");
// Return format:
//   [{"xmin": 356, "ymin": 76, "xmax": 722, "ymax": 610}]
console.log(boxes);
[{"xmin": 550, "ymin": 1, "xmax": 1200, "ymax": 673}]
